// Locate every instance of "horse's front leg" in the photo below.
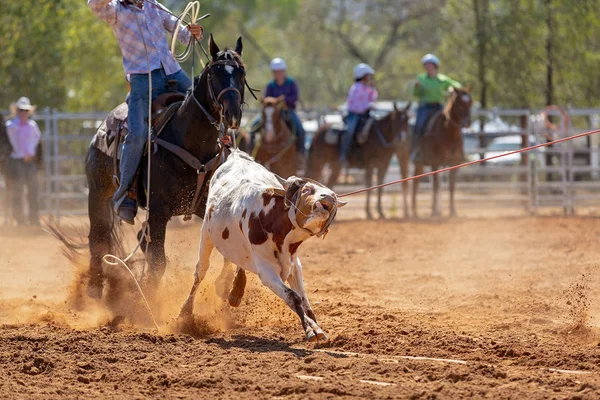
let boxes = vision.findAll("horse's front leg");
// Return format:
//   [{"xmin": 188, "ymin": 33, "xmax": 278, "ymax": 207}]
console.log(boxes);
[
  {"xmin": 143, "ymin": 211, "xmax": 170, "ymax": 292},
  {"xmin": 431, "ymin": 165, "xmax": 441, "ymax": 217},
  {"xmin": 398, "ymin": 148, "xmax": 410, "ymax": 218},
  {"xmin": 449, "ymin": 169, "xmax": 458, "ymax": 217}
]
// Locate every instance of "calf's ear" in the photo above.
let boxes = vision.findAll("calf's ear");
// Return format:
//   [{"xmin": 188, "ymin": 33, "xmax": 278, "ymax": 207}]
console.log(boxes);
[{"xmin": 283, "ymin": 176, "xmax": 306, "ymax": 209}]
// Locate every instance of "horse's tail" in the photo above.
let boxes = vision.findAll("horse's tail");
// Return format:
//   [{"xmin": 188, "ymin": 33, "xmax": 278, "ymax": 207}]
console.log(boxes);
[{"xmin": 44, "ymin": 217, "xmax": 125, "ymax": 266}]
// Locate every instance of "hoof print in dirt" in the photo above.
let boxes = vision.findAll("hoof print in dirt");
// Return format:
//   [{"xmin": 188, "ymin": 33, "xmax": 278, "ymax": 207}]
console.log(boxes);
[{"xmin": 21, "ymin": 358, "xmax": 54, "ymax": 375}]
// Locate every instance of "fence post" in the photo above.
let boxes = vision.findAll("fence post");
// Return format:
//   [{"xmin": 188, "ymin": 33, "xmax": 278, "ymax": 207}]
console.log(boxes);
[
  {"xmin": 43, "ymin": 108, "xmax": 52, "ymax": 215},
  {"xmin": 52, "ymin": 110, "xmax": 60, "ymax": 221},
  {"xmin": 567, "ymin": 107, "xmax": 575, "ymax": 214},
  {"xmin": 591, "ymin": 114, "xmax": 599, "ymax": 180}
]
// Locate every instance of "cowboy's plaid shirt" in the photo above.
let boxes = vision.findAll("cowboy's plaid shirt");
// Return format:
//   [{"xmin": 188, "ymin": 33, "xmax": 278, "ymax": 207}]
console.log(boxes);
[{"xmin": 88, "ymin": 0, "xmax": 191, "ymax": 75}]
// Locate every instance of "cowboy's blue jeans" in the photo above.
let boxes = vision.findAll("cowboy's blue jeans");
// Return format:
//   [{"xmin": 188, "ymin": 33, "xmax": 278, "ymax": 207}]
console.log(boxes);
[
  {"xmin": 412, "ymin": 103, "xmax": 443, "ymax": 158},
  {"xmin": 113, "ymin": 68, "xmax": 192, "ymax": 204},
  {"xmin": 340, "ymin": 112, "xmax": 361, "ymax": 163},
  {"xmin": 414, "ymin": 103, "xmax": 443, "ymax": 138}
]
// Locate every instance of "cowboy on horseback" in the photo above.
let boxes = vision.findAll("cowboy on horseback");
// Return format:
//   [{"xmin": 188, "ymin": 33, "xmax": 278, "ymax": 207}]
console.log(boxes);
[
  {"xmin": 411, "ymin": 54, "xmax": 461, "ymax": 160},
  {"xmin": 249, "ymin": 58, "xmax": 306, "ymax": 156},
  {"xmin": 339, "ymin": 63, "xmax": 378, "ymax": 167},
  {"xmin": 88, "ymin": 0, "xmax": 203, "ymax": 224}
]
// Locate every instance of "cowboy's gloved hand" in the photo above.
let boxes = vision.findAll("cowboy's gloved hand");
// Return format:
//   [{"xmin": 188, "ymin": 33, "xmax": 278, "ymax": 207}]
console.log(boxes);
[{"xmin": 188, "ymin": 24, "xmax": 204, "ymax": 40}]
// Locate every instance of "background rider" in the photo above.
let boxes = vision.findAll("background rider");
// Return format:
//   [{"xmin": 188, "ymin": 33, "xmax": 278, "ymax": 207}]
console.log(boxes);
[
  {"xmin": 412, "ymin": 53, "xmax": 461, "ymax": 159},
  {"xmin": 340, "ymin": 63, "xmax": 378, "ymax": 168},
  {"xmin": 5, "ymin": 97, "xmax": 41, "ymax": 226}
]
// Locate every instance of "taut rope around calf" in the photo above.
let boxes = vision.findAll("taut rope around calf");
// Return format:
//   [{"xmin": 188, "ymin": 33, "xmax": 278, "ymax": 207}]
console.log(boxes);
[{"xmin": 338, "ymin": 128, "xmax": 600, "ymax": 198}]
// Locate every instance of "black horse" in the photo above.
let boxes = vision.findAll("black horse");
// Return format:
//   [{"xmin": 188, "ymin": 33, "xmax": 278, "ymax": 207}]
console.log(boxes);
[{"xmin": 84, "ymin": 36, "xmax": 246, "ymax": 299}]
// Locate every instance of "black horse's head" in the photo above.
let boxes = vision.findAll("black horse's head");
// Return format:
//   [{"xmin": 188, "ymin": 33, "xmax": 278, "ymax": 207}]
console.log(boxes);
[{"xmin": 196, "ymin": 34, "xmax": 246, "ymax": 130}]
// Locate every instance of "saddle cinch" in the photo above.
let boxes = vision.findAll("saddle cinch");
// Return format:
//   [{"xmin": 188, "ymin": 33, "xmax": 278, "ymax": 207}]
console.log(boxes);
[
  {"xmin": 324, "ymin": 115, "xmax": 375, "ymax": 146},
  {"xmin": 92, "ymin": 80, "xmax": 186, "ymax": 160}
]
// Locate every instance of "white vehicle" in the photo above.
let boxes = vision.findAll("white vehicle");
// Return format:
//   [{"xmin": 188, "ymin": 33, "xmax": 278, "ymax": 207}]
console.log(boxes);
[{"xmin": 483, "ymin": 135, "xmax": 545, "ymax": 167}]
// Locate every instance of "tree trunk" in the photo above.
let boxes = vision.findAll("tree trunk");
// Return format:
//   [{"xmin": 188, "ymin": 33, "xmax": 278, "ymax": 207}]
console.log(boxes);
[
  {"xmin": 473, "ymin": 0, "xmax": 489, "ymax": 162},
  {"xmin": 544, "ymin": 0, "xmax": 555, "ymax": 181}
]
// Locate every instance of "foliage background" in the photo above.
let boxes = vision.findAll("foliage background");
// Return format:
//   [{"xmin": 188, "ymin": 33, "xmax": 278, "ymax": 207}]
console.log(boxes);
[{"xmin": 1, "ymin": 0, "xmax": 598, "ymax": 111}]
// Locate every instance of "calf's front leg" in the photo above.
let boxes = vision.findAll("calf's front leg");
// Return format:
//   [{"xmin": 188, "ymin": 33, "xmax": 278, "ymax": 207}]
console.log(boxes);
[
  {"xmin": 256, "ymin": 258, "xmax": 324, "ymax": 342},
  {"xmin": 179, "ymin": 227, "xmax": 214, "ymax": 318},
  {"xmin": 287, "ymin": 257, "xmax": 327, "ymax": 340}
]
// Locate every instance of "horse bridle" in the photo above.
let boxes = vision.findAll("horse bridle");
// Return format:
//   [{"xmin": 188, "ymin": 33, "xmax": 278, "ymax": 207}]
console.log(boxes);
[
  {"xmin": 190, "ymin": 58, "xmax": 247, "ymax": 134},
  {"xmin": 445, "ymin": 93, "xmax": 471, "ymax": 129}
]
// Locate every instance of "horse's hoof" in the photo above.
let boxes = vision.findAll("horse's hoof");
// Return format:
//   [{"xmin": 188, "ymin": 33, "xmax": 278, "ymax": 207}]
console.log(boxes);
[
  {"xmin": 366, "ymin": 213, "xmax": 374, "ymax": 220},
  {"xmin": 86, "ymin": 282, "xmax": 103, "ymax": 300},
  {"xmin": 228, "ymin": 293, "xmax": 243, "ymax": 308},
  {"xmin": 378, "ymin": 212, "xmax": 386, "ymax": 220},
  {"xmin": 306, "ymin": 329, "xmax": 317, "ymax": 342}
]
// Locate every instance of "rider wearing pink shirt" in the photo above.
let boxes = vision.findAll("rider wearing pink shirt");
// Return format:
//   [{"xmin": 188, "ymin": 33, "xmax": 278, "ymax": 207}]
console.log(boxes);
[{"xmin": 340, "ymin": 63, "xmax": 378, "ymax": 165}]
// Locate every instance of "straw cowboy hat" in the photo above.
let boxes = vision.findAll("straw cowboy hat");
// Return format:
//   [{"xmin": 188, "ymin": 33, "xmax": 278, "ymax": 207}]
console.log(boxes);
[{"xmin": 9, "ymin": 97, "xmax": 36, "ymax": 117}]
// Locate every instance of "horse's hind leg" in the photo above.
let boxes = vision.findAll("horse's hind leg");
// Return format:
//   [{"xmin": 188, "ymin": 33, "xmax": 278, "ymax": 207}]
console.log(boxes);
[
  {"xmin": 398, "ymin": 149, "xmax": 410, "ymax": 218},
  {"xmin": 376, "ymin": 166, "xmax": 387, "ymax": 219},
  {"xmin": 365, "ymin": 166, "xmax": 374, "ymax": 220},
  {"xmin": 449, "ymin": 169, "xmax": 458, "ymax": 217},
  {"xmin": 88, "ymin": 194, "xmax": 113, "ymax": 299},
  {"xmin": 327, "ymin": 161, "xmax": 341, "ymax": 189}
]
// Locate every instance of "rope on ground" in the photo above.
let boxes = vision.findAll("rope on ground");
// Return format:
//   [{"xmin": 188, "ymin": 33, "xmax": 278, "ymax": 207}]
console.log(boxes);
[
  {"xmin": 338, "ymin": 128, "xmax": 600, "ymax": 198},
  {"xmin": 102, "ymin": 253, "xmax": 160, "ymax": 333}
]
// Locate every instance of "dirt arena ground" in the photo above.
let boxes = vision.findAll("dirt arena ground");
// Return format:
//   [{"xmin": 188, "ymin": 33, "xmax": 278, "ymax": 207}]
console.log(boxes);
[{"xmin": 2, "ymin": 212, "xmax": 600, "ymax": 399}]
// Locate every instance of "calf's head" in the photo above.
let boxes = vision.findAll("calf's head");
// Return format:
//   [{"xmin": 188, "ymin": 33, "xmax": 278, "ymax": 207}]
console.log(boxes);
[{"xmin": 278, "ymin": 177, "xmax": 346, "ymax": 237}]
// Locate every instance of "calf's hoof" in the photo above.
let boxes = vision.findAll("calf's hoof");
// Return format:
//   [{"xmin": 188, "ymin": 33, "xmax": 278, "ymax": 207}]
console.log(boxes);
[
  {"xmin": 178, "ymin": 300, "xmax": 194, "ymax": 319},
  {"xmin": 315, "ymin": 328, "xmax": 328, "ymax": 341},
  {"xmin": 306, "ymin": 327, "xmax": 328, "ymax": 342},
  {"xmin": 228, "ymin": 293, "xmax": 243, "ymax": 308}
]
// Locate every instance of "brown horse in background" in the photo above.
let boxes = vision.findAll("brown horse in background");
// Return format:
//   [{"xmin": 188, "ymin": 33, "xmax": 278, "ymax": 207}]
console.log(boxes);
[
  {"xmin": 307, "ymin": 103, "xmax": 411, "ymax": 219},
  {"xmin": 253, "ymin": 96, "xmax": 297, "ymax": 177},
  {"xmin": 412, "ymin": 87, "xmax": 472, "ymax": 217},
  {"xmin": 0, "ymin": 114, "xmax": 13, "ymax": 224}
]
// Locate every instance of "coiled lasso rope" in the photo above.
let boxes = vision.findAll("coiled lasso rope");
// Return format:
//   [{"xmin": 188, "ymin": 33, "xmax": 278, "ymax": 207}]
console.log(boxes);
[{"xmin": 171, "ymin": 1, "xmax": 202, "ymax": 64}]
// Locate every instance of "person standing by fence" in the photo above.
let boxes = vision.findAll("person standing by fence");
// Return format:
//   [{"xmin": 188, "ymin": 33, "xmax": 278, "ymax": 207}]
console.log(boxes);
[{"xmin": 5, "ymin": 97, "xmax": 41, "ymax": 226}]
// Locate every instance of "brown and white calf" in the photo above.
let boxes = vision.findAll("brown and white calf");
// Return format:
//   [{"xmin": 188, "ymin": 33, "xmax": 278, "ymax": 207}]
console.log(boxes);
[{"xmin": 180, "ymin": 149, "xmax": 345, "ymax": 341}]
